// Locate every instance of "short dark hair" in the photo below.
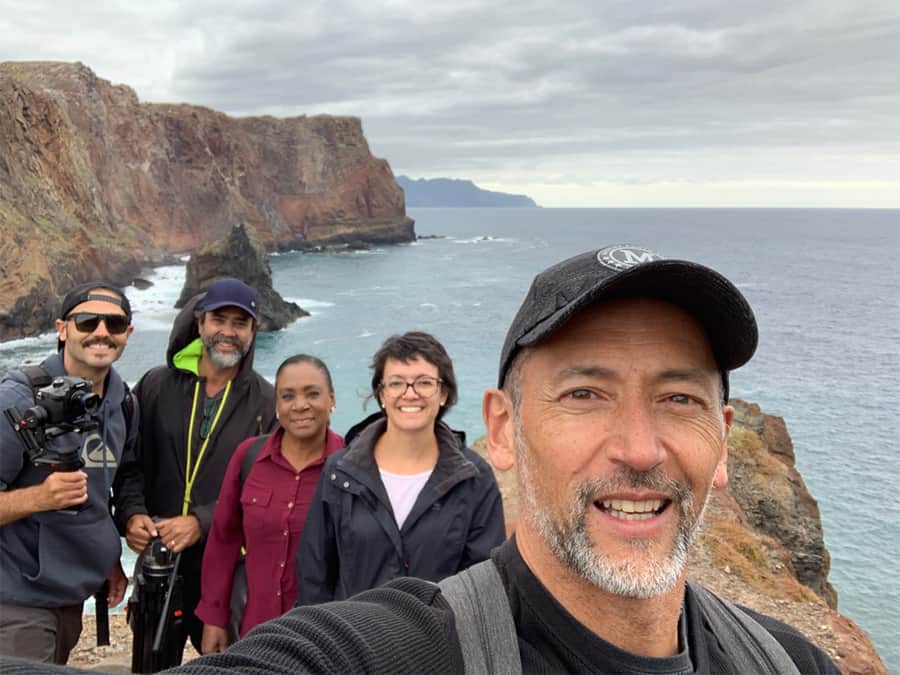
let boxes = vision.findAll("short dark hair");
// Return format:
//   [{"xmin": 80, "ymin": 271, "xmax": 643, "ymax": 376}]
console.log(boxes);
[
  {"xmin": 369, "ymin": 331, "xmax": 458, "ymax": 421},
  {"xmin": 276, "ymin": 354, "xmax": 334, "ymax": 393}
]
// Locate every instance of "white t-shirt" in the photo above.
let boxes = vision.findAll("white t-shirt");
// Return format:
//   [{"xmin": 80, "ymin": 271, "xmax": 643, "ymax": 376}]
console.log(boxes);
[{"xmin": 379, "ymin": 467, "xmax": 433, "ymax": 529}]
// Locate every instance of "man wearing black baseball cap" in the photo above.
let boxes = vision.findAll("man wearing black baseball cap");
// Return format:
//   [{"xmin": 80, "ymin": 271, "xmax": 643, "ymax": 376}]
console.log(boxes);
[
  {"xmin": 113, "ymin": 278, "xmax": 275, "ymax": 658},
  {"xmin": 0, "ymin": 282, "xmax": 136, "ymax": 664},
  {"xmin": 474, "ymin": 245, "xmax": 833, "ymax": 673}
]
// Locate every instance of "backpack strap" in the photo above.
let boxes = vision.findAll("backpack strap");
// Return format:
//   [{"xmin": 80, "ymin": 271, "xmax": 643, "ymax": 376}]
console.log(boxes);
[
  {"xmin": 239, "ymin": 434, "xmax": 270, "ymax": 490},
  {"xmin": 121, "ymin": 381, "xmax": 134, "ymax": 439},
  {"xmin": 21, "ymin": 365, "xmax": 53, "ymax": 391},
  {"xmin": 687, "ymin": 580, "xmax": 801, "ymax": 675},
  {"xmin": 439, "ymin": 560, "xmax": 522, "ymax": 675}
]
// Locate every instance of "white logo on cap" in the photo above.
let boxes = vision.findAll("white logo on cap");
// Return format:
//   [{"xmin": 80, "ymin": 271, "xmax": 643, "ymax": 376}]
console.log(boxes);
[{"xmin": 596, "ymin": 245, "xmax": 662, "ymax": 271}]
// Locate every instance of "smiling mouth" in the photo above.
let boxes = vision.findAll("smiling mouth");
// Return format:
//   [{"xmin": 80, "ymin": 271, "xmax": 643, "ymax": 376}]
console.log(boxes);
[
  {"xmin": 596, "ymin": 498, "xmax": 669, "ymax": 521},
  {"xmin": 399, "ymin": 406, "xmax": 424, "ymax": 413},
  {"xmin": 84, "ymin": 341, "xmax": 116, "ymax": 350}
]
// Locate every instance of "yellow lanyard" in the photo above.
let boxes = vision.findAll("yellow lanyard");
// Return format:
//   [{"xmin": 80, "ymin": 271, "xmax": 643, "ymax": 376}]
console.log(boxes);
[{"xmin": 182, "ymin": 379, "xmax": 232, "ymax": 516}]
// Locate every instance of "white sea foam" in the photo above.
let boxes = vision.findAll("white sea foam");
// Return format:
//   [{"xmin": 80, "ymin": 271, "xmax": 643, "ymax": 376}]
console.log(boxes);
[
  {"xmin": 289, "ymin": 298, "xmax": 336, "ymax": 309},
  {"xmin": 452, "ymin": 235, "xmax": 513, "ymax": 244}
]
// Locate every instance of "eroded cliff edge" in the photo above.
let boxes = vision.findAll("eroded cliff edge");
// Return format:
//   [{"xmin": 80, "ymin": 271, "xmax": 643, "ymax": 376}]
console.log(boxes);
[
  {"xmin": 475, "ymin": 399, "xmax": 887, "ymax": 674},
  {"xmin": 0, "ymin": 61, "xmax": 414, "ymax": 340}
]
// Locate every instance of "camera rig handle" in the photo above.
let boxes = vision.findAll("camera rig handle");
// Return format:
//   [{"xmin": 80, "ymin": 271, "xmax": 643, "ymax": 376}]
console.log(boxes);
[
  {"xmin": 4, "ymin": 406, "xmax": 86, "ymax": 515},
  {"xmin": 152, "ymin": 551, "xmax": 183, "ymax": 658},
  {"xmin": 3, "ymin": 406, "xmax": 86, "ymax": 472}
]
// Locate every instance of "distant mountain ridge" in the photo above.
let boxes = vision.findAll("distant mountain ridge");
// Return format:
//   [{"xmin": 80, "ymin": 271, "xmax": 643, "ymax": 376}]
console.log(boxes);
[{"xmin": 398, "ymin": 175, "xmax": 538, "ymax": 207}]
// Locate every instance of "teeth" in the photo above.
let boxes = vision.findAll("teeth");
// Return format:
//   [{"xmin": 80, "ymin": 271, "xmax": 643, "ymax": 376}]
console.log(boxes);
[
  {"xmin": 601, "ymin": 499, "xmax": 663, "ymax": 514},
  {"xmin": 399, "ymin": 406, "xmax": 423, "ymax": 412}
]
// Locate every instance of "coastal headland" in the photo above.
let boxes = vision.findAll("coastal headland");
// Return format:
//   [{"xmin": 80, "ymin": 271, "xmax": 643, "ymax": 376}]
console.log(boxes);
[{"xmin": 0, "ymin": 61, "xmax": 414, "ymax": 340}]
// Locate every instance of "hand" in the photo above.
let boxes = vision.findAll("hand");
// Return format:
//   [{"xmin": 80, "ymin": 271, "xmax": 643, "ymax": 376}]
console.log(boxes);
[
  {"xmin": 125, "ymin": 513, "xmax": 158, "ymax": 553},
  {"xmin": 156, "ymin": 515, "xmax": 201, "ymax": 554},
  {"xmin": 37, "ymin": 471, "xmax": 88, "ymax": 511},
  {"xmin": 201, "ymin": 624, "xmax": 229, "ymax": 654},
  {"xmin": 107, "ymin": 560, "xmax": 128, "ymax": 608}
]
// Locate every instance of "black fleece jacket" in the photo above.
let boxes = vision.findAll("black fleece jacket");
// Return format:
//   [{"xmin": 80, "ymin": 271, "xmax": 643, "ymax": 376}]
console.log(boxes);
[
  {"xmin": 296, "ymin": 412, "xmax": 506, "ymax": 605},
  {"xmin": 113, "ymin": 293, "xmax": 276, "ymax": 538}
]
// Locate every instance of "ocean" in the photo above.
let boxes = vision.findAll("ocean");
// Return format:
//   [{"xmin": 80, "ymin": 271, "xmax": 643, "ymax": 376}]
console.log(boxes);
[{"xmin": 2, "ymin": 207, "xmax": 898, "ymax": 670}]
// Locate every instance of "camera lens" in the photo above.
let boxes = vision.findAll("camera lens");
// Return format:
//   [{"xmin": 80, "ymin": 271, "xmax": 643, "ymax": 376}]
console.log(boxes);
[{"xmin": 78, "ymin": 392, "xmax": 101, "ymax": 415}]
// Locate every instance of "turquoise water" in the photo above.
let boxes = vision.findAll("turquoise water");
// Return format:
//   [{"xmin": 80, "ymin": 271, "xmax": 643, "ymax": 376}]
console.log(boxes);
[{"xmin": 2, "ymin": 208, "xmax": 898, "ymax": 670}]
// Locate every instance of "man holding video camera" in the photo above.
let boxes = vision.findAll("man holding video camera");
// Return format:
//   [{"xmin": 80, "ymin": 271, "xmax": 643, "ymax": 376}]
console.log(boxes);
[{"xmin": 0, "ymin": 282, "xmax": 137, "ymax": 665}]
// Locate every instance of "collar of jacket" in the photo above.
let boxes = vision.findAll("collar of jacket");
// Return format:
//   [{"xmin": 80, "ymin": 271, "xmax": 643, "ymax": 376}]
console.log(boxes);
[
  {"xmin": 172, "ymin": 337, "xmax": 203, "ymax": 374},
  {"xmin": 337, "ymin": 414, "xmax": 480, "ymax": 501}
]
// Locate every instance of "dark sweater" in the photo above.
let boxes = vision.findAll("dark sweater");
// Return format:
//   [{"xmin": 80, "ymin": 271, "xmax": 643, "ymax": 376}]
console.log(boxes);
[{"xmin": 0, "ymin": 539, "xmax": 838, "ymax": 674}]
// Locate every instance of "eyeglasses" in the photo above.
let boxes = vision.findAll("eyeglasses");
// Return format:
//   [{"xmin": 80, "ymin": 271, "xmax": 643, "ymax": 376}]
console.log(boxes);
[
  {"xmin": 66, "ymin": 312, "xmax": 130, "ymax": 335},
  {"xmin": 381, "ymin": 376, "xmax": 443, "ymax": 398}
]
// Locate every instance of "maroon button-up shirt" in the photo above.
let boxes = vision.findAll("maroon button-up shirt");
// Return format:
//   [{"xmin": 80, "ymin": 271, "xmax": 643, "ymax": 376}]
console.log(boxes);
[{"xmin": 196, "ymin": 426, "xmax": 343, "ymax": 635}]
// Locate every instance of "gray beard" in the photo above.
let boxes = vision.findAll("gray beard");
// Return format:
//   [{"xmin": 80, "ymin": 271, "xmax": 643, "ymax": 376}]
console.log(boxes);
[
  {"xmin": 204, "ymin": 338, "xmax": 246, "ymax": 369},
  {"xmin": 517, "ymin": 434, "xmax": 707, "ymax": 599}
]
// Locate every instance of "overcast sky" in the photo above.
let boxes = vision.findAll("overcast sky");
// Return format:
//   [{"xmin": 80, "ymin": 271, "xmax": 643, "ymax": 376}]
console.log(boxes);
[{"xmin": 2, "ymin": 1, "xmax": 898, "ymax": 207}]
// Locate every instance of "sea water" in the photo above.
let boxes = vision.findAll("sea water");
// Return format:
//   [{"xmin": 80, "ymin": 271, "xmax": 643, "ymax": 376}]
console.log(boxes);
[{"xmin": 1, "ymin": 208, "xmax": 897, "ymax": 670}]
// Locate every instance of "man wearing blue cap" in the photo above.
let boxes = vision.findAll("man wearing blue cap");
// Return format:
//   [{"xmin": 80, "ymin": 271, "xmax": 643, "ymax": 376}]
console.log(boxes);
[{"xmin": 113, "ymin": 278, "xmax": 276, "ymax": 657}]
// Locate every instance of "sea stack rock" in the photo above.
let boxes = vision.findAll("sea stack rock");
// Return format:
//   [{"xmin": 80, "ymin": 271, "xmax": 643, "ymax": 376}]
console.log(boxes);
[{"xmin": 176, "ymin": 223, "xmax": 308, "ymax": 331}]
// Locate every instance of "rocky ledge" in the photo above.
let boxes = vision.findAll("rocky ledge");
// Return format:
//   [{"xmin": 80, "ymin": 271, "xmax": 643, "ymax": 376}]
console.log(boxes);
[
  {"xmin": 0, "ymin": 61, "xmax": 414, "ymax": 340},
  {"xmin": 473, "ymin": 399, "xmax": 887, "ymax": 674}
]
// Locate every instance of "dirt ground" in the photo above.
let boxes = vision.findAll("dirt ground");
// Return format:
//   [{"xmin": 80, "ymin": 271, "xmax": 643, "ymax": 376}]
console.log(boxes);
[{"xmin": 69, "ymin": 615, "xmax": 198, "ymax": 672}]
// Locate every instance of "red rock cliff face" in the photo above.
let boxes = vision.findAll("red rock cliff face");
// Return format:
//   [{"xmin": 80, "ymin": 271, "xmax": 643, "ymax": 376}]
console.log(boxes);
[{"xmin": 0, "ymin": 61, "xmax": 414, "ymax": 339}]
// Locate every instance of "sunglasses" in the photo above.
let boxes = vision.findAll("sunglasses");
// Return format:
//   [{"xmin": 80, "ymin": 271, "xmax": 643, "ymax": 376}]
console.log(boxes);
[{"xmin": 66, "ymin": 312, "xmax": 130, "ymax": 335}]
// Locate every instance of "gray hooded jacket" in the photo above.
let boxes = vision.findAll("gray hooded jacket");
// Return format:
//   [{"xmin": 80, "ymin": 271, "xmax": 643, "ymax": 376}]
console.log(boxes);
[{"xmin": 0, "ymin": 353, "xmax": 137, "ymax": 607}]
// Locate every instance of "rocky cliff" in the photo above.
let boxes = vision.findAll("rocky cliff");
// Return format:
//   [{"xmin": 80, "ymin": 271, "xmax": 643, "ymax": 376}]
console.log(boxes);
[
  {"xmin": 475, "ymin": 399, "xmax": 887, "ymax": 674},
  {"xmin": 0, "ymin": 61, "xmax": 414, "ymax": 340}
]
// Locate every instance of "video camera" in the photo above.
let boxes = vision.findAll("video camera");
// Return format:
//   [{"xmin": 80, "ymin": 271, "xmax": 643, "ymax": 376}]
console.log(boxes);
[
  {"xmin": 3, "ymin": 375, "xmax": 100, "ymax": 474},
  {"xmin": 127, "ymin": 538, "xmax": 186, "ymax": 673}
]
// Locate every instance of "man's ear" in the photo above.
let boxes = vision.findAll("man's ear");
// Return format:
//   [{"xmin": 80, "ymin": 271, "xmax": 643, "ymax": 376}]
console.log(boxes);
[
  {"xmin": 483, "ymin": 388, "xmax": 515, "ymax": 471},
  {"xmin": 713, "ymin": 404, "xmax": 734, "ymax": 489},
  {"xmin": 55, "ymin": 318, "xmax": 67, "ymax": 345}
]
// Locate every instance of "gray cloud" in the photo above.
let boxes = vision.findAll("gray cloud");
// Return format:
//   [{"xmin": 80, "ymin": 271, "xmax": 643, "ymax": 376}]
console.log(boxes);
[{"xmin": 1, "ymin": 0, "xmax": 898, "ymax": 205}]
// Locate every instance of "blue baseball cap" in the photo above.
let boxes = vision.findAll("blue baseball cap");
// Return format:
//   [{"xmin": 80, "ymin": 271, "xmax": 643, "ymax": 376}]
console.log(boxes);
[{"xmin": 198, "ymin": 278, "xmax": 258, "ymax": 319}]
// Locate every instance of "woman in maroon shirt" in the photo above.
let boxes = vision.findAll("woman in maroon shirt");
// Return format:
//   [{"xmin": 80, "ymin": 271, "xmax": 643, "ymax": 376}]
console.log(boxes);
[{"xmin": 196, "ymin": 355, "xmax": 344, "ymax": 653}]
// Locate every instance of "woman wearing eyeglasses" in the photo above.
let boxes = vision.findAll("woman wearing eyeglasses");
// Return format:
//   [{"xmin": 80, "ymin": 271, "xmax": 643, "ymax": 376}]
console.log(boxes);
[{"xmin": 295, "ymin": 331, "xmax": 505, "ymax": 605}]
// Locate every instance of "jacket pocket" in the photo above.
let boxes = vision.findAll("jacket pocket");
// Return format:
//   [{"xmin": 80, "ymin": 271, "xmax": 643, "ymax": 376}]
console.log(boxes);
[
  {"xmin": 27, "ymin": 510, "xmax": 120, "ymax": 604},
  {"xmin": 240, "ymin": 484, "xmax": 273, "ymax": 508}
]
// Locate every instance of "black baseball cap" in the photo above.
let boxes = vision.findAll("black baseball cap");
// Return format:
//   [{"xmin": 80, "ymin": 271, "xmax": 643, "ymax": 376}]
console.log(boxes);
[
  {"xmin": 497, "ymin": 245, "xmax": 758, "ymax": 400},
  {"xmin": 59, "ymin": 282, "xmax": 132, "ymax": 322},
  {"xmin": 58, "ymin": 281, "xmax": 132, "ymax": 350},
  {"xmin": 197, "ymin": 278, "xmax": 258, "ymax": 319}
]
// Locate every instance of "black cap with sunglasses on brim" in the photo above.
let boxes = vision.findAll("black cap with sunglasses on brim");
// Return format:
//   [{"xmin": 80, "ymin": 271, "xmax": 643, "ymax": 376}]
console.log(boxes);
[
  {"xmin": 57, "ymin": 281, "xmax": 132, "ymax": 351},
  {"xmin": 497, "ymin": 244, "xmax": 758, "ymax": 403}
]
